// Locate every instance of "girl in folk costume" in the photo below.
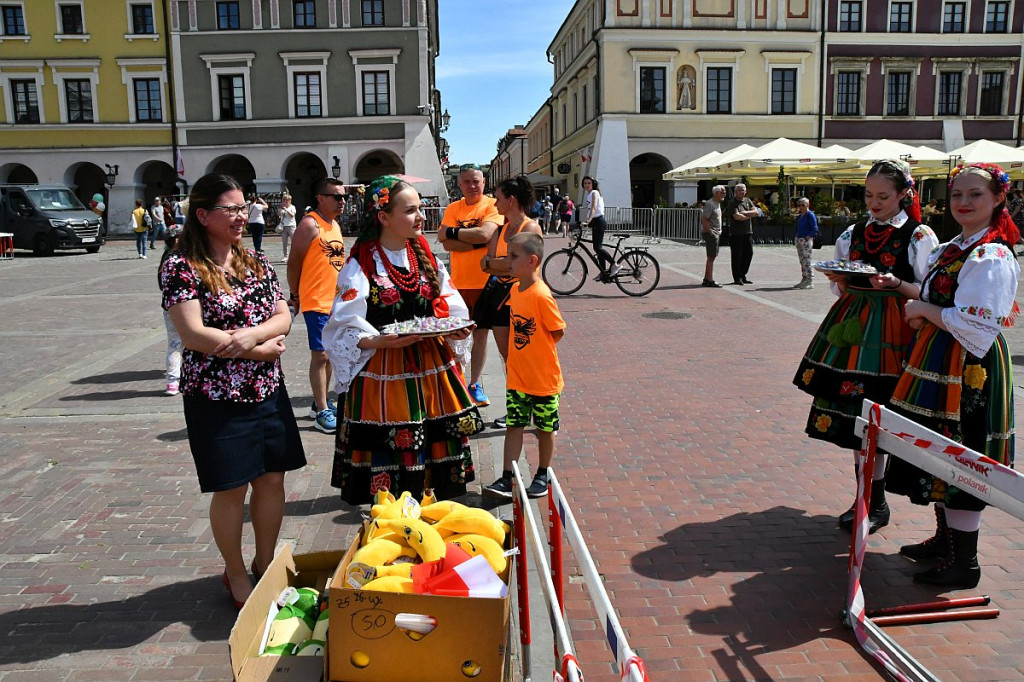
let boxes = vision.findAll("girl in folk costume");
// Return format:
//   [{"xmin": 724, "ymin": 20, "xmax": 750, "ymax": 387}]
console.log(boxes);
[
  {"xmin": 877, "ymin": 163, "xmax": 1019, "ymax": 589},
  {"xmin": 794, "ymin": 159, "xmax": 939, "ymax": 534},
  {"xmin": 322, "ymin": 176, "xmax": 483, "ymax": 505}
]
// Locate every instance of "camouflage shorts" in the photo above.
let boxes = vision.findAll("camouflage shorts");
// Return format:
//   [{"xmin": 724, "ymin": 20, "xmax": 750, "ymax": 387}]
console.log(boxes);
[{"xmin": 506, "ymin": 390, "xmax": 560, "ymax": 432}]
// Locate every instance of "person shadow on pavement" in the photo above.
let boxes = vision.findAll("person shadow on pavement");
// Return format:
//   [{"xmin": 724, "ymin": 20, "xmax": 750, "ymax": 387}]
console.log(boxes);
[
  {"xmin": 0, "ymin": 578, "xmax": 238, "ymax": 665},
  {"xmin": 631, "ymin": 505, "xmax": 918, "ymax": 679}
]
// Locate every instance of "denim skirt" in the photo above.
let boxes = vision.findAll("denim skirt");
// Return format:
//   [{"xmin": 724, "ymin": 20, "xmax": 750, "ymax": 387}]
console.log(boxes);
[{"xmin": 183, "ymin": 386, "xmax": 306, "ymax": 492}]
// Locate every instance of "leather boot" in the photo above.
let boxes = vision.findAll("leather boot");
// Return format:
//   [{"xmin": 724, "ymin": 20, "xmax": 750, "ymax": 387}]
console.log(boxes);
[
  {"xmin": 838, "ymin": 482, "xmax": 889, "ymax": 534},
  {"xmin": 913, "ymin": 528, "xmax": 981, "ymax": 589},
  {"xmin": 899, "ymin": 505, "xmax": 947, "ymax": 562}
]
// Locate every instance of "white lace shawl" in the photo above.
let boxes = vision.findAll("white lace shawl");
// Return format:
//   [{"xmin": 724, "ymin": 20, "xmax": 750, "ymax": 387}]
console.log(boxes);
[{"xmin": 923, "ymin": 229, "xmax": 1020, "ymax": 358}]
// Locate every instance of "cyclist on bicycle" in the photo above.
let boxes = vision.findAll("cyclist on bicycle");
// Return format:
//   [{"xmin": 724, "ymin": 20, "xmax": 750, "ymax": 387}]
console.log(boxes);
[{"xmin": 580, "ymin": 176, "xmax": 620, "ymax": 279}]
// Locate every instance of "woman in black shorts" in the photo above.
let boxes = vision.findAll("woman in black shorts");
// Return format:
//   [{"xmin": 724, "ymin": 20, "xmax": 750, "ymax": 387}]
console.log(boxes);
[
  {"xmin": 161, "ymin": 173, "xmax": 305, "ymax": 608},
  {"xmin": 477, "ymin": 175, "xmax": 544, "ymax": 425}
]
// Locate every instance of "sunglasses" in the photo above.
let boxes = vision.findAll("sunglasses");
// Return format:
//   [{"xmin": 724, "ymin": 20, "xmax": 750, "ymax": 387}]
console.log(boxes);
[
  {"xmin": 211, "ymin": 204, "xmax": 249, "ymax": 218},
  {"xmin": 459, "ymin": 163, "xmax": 482, "ymax": 172},
  {"xmin": 319, "ymin": 193, "xmax": 347, "ymax": 201}
]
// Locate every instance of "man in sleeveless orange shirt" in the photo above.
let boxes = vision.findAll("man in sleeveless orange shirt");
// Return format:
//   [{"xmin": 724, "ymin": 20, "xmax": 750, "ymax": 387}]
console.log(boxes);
[
  {"xmin": 287, "ymin": 177, "xmax": 347, "ymax": 433},
  {"xmin": 438, "ymin": 164, "xmax": 501, "ymax": 406}
]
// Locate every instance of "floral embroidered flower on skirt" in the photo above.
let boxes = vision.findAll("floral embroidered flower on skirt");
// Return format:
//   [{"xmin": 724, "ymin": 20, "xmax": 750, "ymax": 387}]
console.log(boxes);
[{"xmin": 331, "ymin": 336, "xmax": 483, "ymax": 505}]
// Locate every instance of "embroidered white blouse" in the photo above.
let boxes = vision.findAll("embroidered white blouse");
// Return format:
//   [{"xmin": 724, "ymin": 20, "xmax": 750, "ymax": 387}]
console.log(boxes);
[
  {"xmin": 922, "ymin": 228, "xmax": 1020, "ymax": 358},
  {"xmin": 829, "ymin": 211, "xmax": 939, "ymax": 297},
  {"xmin": 322, "ymin": 245, "xmax": 471, "ymax": 393}
]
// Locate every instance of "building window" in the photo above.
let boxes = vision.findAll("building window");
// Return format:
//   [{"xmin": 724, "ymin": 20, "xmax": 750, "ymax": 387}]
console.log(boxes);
[
  {"xmin": 639, "ymin": 66, "xmax": 665, "ymax": 113},
  {"xmin": 59, "ymin": 4, "xmax": 84, "ymax": 34},
  {"xmin": 706, "ymin": 67, "xmax": 732, "ymax": 114},
  {"xmin": 361, "ymin": 71, "xmax": 389, "ymax": 115},
  {"xmin": 839, "ymin": 1, "xmax": 862, "ymax": 30},
  {"xmin": 217, "ymin": 1, "xmax": 241, "ymax": 29},
  {"xmin": 979, "ymin": 71, "xmax": 1004, "ymax": 115},
  {"xmin": 582, "ymin": 83, "xmax": 588, "ymax": 121},
  {"xmin": 771, "ymin": 68, "xmax": 797, "ymax": 114},
  {"xmin": 11, "ymin": 79, "xmax": 39, "ymax": 122},
  {"xmin": 889, "ymin": 2, "xmax": 912, "ymax": 31},
  {"xmin": 294, "ymin": 1, "xmax": 315, "ymax": 27},
  {"xmin": 130, "ymin": 3, "xmax": 155, "ymax": 33},
  {"xmin": 134, "ymin": 78, "xmax": 162, "ymax": 121},
  {"xmin": 937, "ymin": 71, "xmax": 962, "ymax": 115},
  {"xmin": 362, "ymin": 0, "xmax": 384, "ymax": 25},
  {"xmin": 562, "ymin": 103, "xmax": 567, "ymax": 136},
  {"xmin": 218, "ymin": 74, "xmax": 246, "ymax": 119},
  {"xmin": 942, "ymin": 2, "xmax": 966, "ymax": 31},
  {"xmin": 985, "ymin": 1, "xmax": 1008, "ymax": 31},
  {"xmin": 294, "ymin": 72, "xmax": 322, "ymax": 117},
  {"xmin": 64, "ymin": 79, "xmax": 93, "ymax": 122},
  {"xmin": 1, "ymin": 4, "xmax": 25, "ymax": 35},
  {"xmin": 886, "ymin": 72, "xmax": 911, "ymax": 116},
  {"xmin": 836, "ymin": 71, "xmax": 861, "ymax": 115}
]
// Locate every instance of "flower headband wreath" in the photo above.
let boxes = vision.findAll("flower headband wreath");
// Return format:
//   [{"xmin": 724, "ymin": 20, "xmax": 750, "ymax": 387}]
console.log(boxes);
[
  {"xmin": 948, "ymin": 163, "xmax": 1012, "ymax": 194},
  {"xmin": 369, "ymin": 175, "xmax": 401, "ymax": 211},
  {"xmin": 876, "ymin": 159, "xmax": 915, "ymax": 190}
]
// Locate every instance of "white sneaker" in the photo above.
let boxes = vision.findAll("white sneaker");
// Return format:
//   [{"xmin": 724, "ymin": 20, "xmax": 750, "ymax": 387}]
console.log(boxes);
[{"xmin": 608, "ymin": 264, "xmax": 623, "ymax": 277}]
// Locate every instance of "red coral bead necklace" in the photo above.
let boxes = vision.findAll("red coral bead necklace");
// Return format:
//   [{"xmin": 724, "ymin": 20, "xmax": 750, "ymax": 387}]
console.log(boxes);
[{"xmin": 374, "ymin": 242, "xmax": 421, "ymax": 292}]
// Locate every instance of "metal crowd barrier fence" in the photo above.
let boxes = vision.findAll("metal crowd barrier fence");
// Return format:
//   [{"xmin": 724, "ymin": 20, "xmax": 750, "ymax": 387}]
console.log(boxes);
[
  {"xmin": 511, "ymin": 461, "xmax": 649, "ymax": 682},
  {"xmin": 422, "ymin": 206, "xmax": 443, "ymax": 233},
  {"xmin": 845, "ymin": 401, "xmax": 1024, "ymax": 682}
]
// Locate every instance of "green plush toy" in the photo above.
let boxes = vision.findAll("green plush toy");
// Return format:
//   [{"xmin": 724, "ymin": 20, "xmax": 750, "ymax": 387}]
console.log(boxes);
[{"xmin": 262, "ymin": 587, "xmax": 321, "ymax": 656}]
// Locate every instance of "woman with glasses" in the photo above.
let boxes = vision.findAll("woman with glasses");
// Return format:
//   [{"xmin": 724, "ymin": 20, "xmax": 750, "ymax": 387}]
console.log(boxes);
[
  {"xmin": 160, "ymin": 173, "xmax": 305, "ymax": 608},
  {"xmin": 323, "ymin": 175, "xmax": 482, "ymax": 505}
]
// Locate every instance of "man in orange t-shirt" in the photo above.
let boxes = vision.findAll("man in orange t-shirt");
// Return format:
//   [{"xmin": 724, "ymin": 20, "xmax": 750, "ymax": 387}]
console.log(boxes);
[
  {"xmin": 483, "ymin": 233, "xmax": 565, "ymax": 500},
  {"xmin": 286, "ymin": 177, "xmax": 347, "ymax": 433},
  {"xmin": 438, "ymin": 164, "xmax": 501, "ymax": 406}
]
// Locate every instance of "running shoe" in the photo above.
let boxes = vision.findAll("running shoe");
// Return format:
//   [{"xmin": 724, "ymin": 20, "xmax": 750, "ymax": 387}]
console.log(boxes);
[
  {"xmin": 483, "ymin": 476, "xmax": 513, "ymax": 498},
  {"xmin": 526, "ymin": 475, "xmax": 549, "ymax": 499},
  {"xmin": 307, "ymin": 399, "xmax": 337, "ymax": 419},
  {"xmin": 314, "ymin": 408, "xmax": 337, "ymax": 433},
  {"xmin": 468, "ymin": 383, "xmax": 490, "ymax": 406}
]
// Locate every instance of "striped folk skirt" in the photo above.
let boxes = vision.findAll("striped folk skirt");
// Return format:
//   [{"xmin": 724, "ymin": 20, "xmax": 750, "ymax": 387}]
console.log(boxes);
[
  {"xmin": 331, "ymin": 336, "xmax": 483, "ymax": 505},
  {"xmin": 794, "ymin": 287, "xmax": 912, "ymax": 449},
  {"xmin": 886, "ymin": 324, "xmax": 1015, "ymax": 510}
]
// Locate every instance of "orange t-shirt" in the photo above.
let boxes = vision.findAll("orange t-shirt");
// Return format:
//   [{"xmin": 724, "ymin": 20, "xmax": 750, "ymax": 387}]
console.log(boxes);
[
  {"xmin": 442, "ymin": 196, "xmax": 501, "ymax": 290},
  {"xmin": 507, "ymin": 280, "xmax": 566, "ymax": 397},
  {"xmin": 299, "ymin": 211, "xmax": 345, "ymax": 314}
]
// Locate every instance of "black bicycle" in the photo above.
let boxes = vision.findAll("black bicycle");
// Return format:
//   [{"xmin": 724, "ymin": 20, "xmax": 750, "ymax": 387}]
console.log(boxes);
[{"xmin": 542, "ymin": 227, "xmax": 660, "ymax": 297}]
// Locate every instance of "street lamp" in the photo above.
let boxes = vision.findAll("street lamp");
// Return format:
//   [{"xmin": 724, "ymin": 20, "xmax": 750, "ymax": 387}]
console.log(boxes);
[
  {"xmin": 440, "ymin": 109, "xmax": 451, "ymax": 133},
  {"xmin": 331, "ymin": 156, "xmax": 341, "ymax": 179},
  {"xmin": 105, "ymin": 164, "xmax": 119, "ymax": 186}
]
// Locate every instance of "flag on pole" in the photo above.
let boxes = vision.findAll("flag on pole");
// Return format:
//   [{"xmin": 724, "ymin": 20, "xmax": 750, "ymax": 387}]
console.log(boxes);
[{"xmin": 175, "ymin": 149, "xmax": 185, "ymax": 176}]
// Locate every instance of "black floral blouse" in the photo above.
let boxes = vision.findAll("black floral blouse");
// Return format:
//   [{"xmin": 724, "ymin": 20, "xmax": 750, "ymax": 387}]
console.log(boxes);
[{"xmin": 160, "ymin": 250, "xmax": 284, "ymax": 402}]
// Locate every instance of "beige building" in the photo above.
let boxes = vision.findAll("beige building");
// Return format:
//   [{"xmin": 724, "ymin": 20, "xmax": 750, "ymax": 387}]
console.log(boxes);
[{"xmin": 548, "ymin": 0, "xmax": 822, "ymax": 207}]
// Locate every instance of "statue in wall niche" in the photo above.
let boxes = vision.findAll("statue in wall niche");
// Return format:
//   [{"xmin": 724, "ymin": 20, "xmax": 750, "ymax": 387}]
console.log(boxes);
[{"xmin": 677, "ymin": 65, "xmax": 696, "ymax": 111}]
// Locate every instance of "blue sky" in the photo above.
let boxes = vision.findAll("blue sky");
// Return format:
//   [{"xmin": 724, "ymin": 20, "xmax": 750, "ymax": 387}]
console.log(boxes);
[{"xmin": 436, "ymin": 0, "xmax": 578, "ymax": 165}]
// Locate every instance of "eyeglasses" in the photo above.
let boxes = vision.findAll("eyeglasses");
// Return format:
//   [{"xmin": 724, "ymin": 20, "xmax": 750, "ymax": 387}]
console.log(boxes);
[
  {"xmin": 211, "ymin": 204, "xmax": 249, "ymax": 218},
  {"xmin": 459, "ymin": 163, "xmax": 482, "ymax": 172},
  {"xmin": 319, "ymin": 193, "xmax": 347, "ymax": 201}
]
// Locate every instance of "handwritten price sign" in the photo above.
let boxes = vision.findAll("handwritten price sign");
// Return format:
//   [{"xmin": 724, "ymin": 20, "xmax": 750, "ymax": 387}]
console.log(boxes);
[{"xmin": 334, "ymin": 591, "xmax": 397, "ymax": 640}]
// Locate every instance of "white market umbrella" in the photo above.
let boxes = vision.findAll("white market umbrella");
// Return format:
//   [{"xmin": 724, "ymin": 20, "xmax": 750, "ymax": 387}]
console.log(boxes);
[
  {"xmin": 943, "ymin": 139, "xmax": 1024, "ymax": 178},
  {"xmin": 663, "ymin": 150, "xmax": 725, "ymax": 180},
  {"xmin": 717, "ymin": 137, "xmax": 853, "ymax": 174}
]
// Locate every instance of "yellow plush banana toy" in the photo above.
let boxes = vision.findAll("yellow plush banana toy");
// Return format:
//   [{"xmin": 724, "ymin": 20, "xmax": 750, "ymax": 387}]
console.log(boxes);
[
  {"xmin": 361, "ymin": 575, "xmax": 414, "ymax": 593},
  {"xmin": 381, "ymin": 518, "xmax": 446, "ymax": 563},
  {"xmin": 446, "ymin": 534, "xmax": 507, "ymax": 574},
  {"xmin": 351, "ymin": 537, "xmax": 407, "ymax": 567},
  {"xmin": 434, "ymin": 508, "xmax": 508, "ymax": 545},
  {"xmin": 419, "ymin": 500, "xmax": 469, "ymax": 523}
]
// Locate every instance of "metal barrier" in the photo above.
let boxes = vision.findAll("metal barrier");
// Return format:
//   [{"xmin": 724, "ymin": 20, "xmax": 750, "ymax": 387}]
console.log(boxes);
[
  {"xmin": 604, "ymin": 206, "xmax": 654, "ymax": 237},
  {"xmin": 845, "ymin": 401, "xmax": 1024, "ymax": 682},
  {"xmin": 422, "ymin": 206, "xmax": 443, "ymax": 233},
  {"xmin": 511, "ymin": 461, "xmax": 649, "ymax": 682},
  {"xmin": 650, "ymin": 207, "xmax": 703, "ymax": 242}
]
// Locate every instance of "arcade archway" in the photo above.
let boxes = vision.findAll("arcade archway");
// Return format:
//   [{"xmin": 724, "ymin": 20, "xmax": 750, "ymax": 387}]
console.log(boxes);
[
  {"xmin": 629, "ymin": 153, "xmax": 673, "ymax": 208},
  {"xmin": 353, "ymin": 149, "xmax": 403, "ymax": 185}
]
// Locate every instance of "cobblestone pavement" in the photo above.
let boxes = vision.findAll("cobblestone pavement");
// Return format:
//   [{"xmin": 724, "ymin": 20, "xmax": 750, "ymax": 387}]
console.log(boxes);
[{"xmin": 1, "ymin": 237, "xmax": 1023, "ymax": 681}]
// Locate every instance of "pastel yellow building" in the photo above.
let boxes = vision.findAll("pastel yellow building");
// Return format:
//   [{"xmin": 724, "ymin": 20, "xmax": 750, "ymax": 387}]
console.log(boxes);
[
  {"xmin": 0, "ymin": 0, "xmax": 174, "ymax": 232},
  {"xmin": 546, "ymin": 0, "xmax": 822, "ymax": 207}
]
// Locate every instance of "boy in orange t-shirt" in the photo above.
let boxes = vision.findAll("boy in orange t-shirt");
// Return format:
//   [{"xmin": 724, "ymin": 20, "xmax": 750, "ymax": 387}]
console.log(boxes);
[{"xmin": 484, "ymin": 233, "xmax": 565, "ymax": 499}]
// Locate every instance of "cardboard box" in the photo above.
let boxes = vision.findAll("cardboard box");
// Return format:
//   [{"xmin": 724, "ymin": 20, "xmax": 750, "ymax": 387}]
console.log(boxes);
[
  {"xmin": 326, "ymin": 524, "xmax": 512, "ymax": 682},
  {"xmin": 229, "ymin": 544, "xmax": 347, "ymax": 682}
]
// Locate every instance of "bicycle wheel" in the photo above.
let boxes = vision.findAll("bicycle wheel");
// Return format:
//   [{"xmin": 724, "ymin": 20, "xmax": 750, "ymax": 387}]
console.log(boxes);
[
  {"xmin": 542, "ymin": 249, "xmax": 588, "ymax": 295},
  {"xmin": 614, "ymin": 250, "xmax": 660, "ymax": 297}
]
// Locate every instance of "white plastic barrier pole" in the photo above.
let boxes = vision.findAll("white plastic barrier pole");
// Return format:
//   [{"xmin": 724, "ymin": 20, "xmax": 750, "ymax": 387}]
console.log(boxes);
[
  {"xmin": 845, "ymin": 400, "xmax": 1024, "ymax": 682},
  {"xmin": 511, "ymin": 462, "xmax": 582, "ymax": 682}
]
